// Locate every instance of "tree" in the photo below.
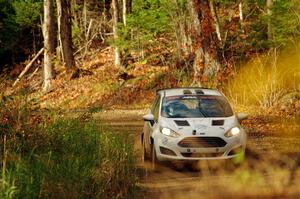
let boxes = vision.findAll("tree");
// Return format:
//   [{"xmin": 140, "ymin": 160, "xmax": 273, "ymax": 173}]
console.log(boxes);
[
  {"xmin": 12, "ymin": 0, "xmax": 43, "ymax": 53},
  {"xmin": 0, "ymin": 0, "xmax": 18, "ymax": 70},
  {"xmin": 209, "ymin": 0, "xmax": 222, "ymax": 42},
  {"xmin": 266, "ymin": 0, "xmax": 273, "ymax": 40},
  {"xmin": 122, "ymin": 0, "xmax": 127, "ymax": 26},
  {"xmin": 122, "ymin": 0, "xmax": 132, "ymax": 26},
  {"xmin": 0, "ymin": 0, "xmax": 43, "ymax": 70},
  {"xmin": 43, "ymin": 0, "xmax": 55, "ymax": 92},
  {"xmin": 189, "ymin": 0, "xmax": 220, "ymax": 86},
  {"xmin": 112, "ymin": 0, "xmax": 121, "ymax": 66},
  {"xmin": 56, "ymin": 0, "xmax": 78, "ymax": 77},
  {"xmin": 103, "ymin": 0, "xmax": 112, "ymax": 20}
]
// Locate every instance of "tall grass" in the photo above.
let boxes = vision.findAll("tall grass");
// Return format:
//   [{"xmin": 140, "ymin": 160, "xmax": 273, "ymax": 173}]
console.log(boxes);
[
  {"xmin": 0, "ymin": 96, "xmax": 137, "ymax": 198},
  {"xmin": 226, "ymin": 46, "xmax": 300, "ymax": 109}
]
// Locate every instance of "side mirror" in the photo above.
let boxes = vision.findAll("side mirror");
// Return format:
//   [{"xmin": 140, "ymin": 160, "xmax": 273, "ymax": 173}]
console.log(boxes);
[
  {"xmin": 237, "ymin": 112, "xmax": 248, "ymax": 122},
  {"xmin": 143, "ymin": 113, "xmax": 155, "ymax": 121}
]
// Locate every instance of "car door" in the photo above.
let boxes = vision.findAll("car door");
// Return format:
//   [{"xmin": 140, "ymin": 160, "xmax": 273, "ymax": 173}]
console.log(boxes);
[
  {"xmin": 143, "ymin": 94, "xmax": 161, "ymax": 153},
  {"xmin": 151, "ymin": 95, "xmax": 161, "ymax": 135}
]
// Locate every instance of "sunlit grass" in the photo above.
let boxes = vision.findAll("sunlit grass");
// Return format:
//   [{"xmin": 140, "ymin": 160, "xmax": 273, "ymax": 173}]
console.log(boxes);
[{"xmin": 226, "ymin": 45, "xmax": 300, "ymax": 110}]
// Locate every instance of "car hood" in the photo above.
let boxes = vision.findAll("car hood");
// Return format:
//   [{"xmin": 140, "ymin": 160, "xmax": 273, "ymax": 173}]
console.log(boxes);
[{"xmin": 158, "ymin": 116, "xmax": 238, "ymax": 136}]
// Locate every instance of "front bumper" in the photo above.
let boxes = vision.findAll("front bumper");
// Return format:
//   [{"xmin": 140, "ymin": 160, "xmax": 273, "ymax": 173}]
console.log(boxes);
[{"xmin": 154, "ymin": 134, "xmax": 246, "ymax": 161}]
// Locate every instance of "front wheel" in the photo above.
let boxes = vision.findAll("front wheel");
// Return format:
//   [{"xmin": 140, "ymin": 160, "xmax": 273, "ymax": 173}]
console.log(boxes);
[
  {"xmin": 151, "ymin": 143, "xmax": 159, "ymax": 170},
  {"xmin": 141, "ymin": 134, "xmax": 148, "ymax": 163}
]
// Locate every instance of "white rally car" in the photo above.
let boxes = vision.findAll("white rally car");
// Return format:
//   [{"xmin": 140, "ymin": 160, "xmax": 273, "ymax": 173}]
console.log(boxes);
[{"xmin": 141, "ymin": 88, "xmax": 247, "ymax": 166}]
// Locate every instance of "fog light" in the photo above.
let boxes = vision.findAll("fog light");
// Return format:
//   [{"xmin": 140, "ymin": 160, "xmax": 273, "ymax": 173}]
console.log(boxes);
[
  {"xmin": 228, "ymin": 146, "xmax": 243, "ymax": 156},
  {"xmin": 160, "ymin": 146, "xmax": 176, "ymax": 156}
]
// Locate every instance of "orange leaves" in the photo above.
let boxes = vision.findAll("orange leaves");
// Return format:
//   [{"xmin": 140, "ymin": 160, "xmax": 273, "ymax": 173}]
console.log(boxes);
[
  {"xmin": 0, "ymin": 112, "xmax": 10, "ymax": 126},
  {"xmin": 127, "ymin": 62, "xmax": 168, "ymax": 78}
]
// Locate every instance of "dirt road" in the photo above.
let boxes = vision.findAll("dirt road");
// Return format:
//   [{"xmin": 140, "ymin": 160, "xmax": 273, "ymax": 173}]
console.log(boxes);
[{"xmin": 95, "ymin": 110, "xmax": 300, "ymax": 198}]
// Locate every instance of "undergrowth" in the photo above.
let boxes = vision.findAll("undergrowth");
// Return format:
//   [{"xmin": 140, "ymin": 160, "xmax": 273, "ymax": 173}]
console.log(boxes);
[
  {"xmin": 225, "ymin": 47, "xmax": 300, "ymax": 111},
  {"xmin": 0, "ymin": 95, "xmax": 137, "ymax": 199}
]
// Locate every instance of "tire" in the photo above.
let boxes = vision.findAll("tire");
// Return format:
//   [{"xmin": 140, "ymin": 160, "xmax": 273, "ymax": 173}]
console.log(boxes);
[
  {"xmin": 186, "ymin": 161, "xmax": 199, "ymax": 171},
  {"xmin": 151, "ymin": 143, "xmax": 159, "ymax": 170},
  {"xmin": 141, "ymin": 134, "xmax": 147, "ymax": 163}
]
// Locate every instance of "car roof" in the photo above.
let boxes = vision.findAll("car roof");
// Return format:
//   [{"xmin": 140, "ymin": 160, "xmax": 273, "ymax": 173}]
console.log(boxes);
[{"xmin": 156, "ymin": 87, "xmax": 222, "ymax": 97}]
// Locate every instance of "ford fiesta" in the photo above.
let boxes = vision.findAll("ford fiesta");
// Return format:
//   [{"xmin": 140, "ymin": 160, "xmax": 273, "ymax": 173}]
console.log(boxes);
[{"xmin": 141, "ymin": 88, "xmax": 247, "ymax": 167}]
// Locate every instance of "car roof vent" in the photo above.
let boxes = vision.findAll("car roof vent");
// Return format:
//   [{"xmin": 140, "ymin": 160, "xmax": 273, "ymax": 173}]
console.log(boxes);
[
  {"xmin": 174, "ymin": 120, "xmax": 190, "ymax": 126},
  {"xmin": 212, "ymin": 120, "xmax": 224, "ymax": 126},
  {"xmin": 195, "ymin": 89, "xmax": 204, "ymax": 95},
  {"xmin": 183, "ymin": 90, "xmax": 193, "ymax": 95}
]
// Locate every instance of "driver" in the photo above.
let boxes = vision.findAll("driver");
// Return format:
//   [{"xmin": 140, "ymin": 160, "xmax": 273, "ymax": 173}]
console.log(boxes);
[{"xmin": 165, "ymin": 101, "xmax": 188, "ymax": 117}]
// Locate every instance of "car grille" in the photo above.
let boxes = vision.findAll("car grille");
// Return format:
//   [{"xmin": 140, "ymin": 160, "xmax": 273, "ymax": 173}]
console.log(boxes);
[
  {"xmin": 181, "ymin": 152, "xmax": 224, "ymax": 158},
  {"xmin": 178, "ymin": 137, "xmax": 226, "ymax": 148}
]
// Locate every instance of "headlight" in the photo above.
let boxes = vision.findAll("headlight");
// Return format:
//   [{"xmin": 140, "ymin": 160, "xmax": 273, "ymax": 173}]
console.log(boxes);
[
  {"xmin": 160, "ymin": 127, "xmax": 180, "ymax": 138},
  {"xmin": 224, "ymin": 127, "xmax": 241, "ymax": 137}
]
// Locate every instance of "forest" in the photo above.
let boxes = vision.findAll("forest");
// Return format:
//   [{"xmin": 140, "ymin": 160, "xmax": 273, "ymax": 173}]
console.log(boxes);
[{"xmin": 0, "ymin": 0, "xmax": 300, "ymax": 198}]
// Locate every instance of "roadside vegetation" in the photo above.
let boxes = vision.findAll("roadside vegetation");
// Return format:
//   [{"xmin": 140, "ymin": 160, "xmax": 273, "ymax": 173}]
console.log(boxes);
[
  {"xmin": 226, "ymin": 45, "xmax": 300, "ymax": 115},
  {"xmin": 0, "ymin": 96, "xmax": 137, "ymax": 199}
]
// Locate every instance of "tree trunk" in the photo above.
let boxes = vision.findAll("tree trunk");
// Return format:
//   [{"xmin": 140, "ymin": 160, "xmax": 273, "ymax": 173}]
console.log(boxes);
[
  {"xmin": 103, "ymin": 0, "xmax": 112, "ymax": 20},
  {"xmin": 112, "ymin": 0, "xmax": 121, "ymax": 67},
  {"xmin": 83, "ymin": 0, "xmax": 87, "ymax": 36},
  {"xmin": 266, "ymin": 0, "xmax": 273, "ymax": 40},
  {"xmin": 239, "ymin": 1, "xmax": 244, "ymax": 22},
  {"xmin": 209, "ymin": 0, "xmax": 222, "ymax": 42},
  {"xmin": 43, "ymin": 0, "xmax": 55, "ymax": 92},
  {"xmin": 190, "ymin": 0, "xmax": 221, "ymax": 86},
  {"xmin": 239, "ymin": 1, "xmax": 244, "ymax": 33},
  {"xmin": 172, "ymin": 0, "xmax": 190, "ymax": 59},
  {"xmin": 122, "ymin": 0, "xmax": 127, "ymax": 26},
  {"xmin": 56, "ymin": 0, "xmax": 77, "ymax": 73},
  {"xmin": 127, "ymin": 0, "xmax": 132, "ymax": 13}
]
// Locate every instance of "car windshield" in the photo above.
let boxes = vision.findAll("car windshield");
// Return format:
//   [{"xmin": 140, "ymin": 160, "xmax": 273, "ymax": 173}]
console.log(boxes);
[{"xmin": 161, "ymin": 95, "xmax": 233, "ymax": 118}]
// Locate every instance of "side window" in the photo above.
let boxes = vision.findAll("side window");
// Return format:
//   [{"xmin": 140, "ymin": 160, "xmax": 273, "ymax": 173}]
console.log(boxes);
[{"xmin": 151, "ymin": 95, "xmax": 161, "ymax": 121}]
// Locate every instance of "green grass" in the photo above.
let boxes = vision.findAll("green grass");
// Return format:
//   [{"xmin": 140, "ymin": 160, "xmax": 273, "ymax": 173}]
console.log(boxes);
[{"xmin": 0, "ymin": 98, "xmax": 137, "ymax": 199}]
